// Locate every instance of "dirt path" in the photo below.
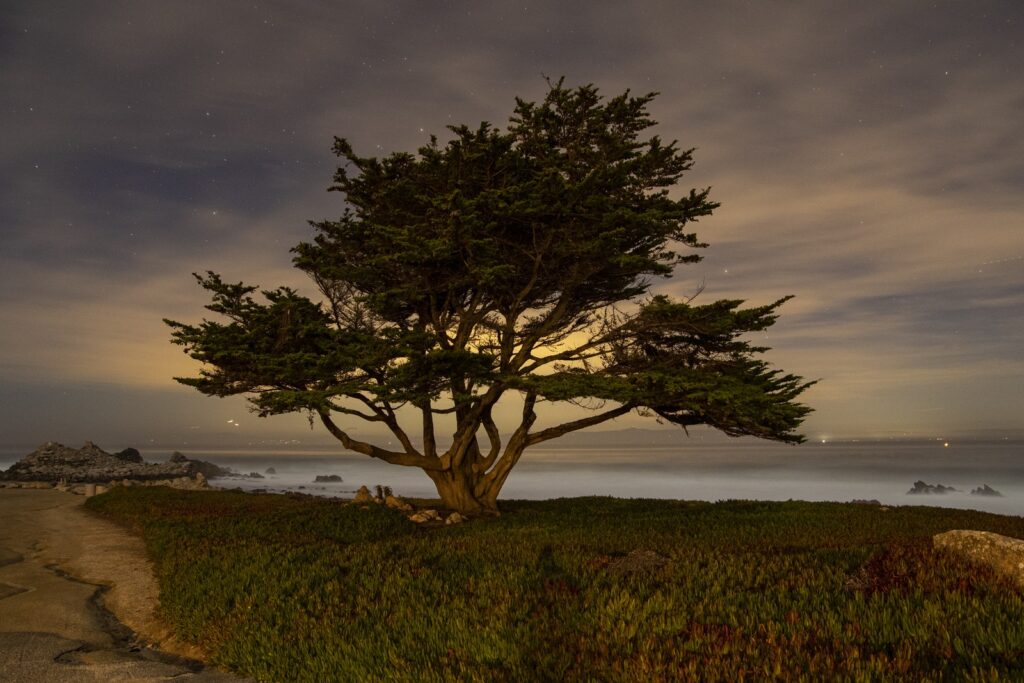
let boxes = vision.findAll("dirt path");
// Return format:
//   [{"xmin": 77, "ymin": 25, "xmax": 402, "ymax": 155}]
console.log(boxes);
[{"xmin": 0, "ymin": 488, "xmax": 245, "ymax": 682}]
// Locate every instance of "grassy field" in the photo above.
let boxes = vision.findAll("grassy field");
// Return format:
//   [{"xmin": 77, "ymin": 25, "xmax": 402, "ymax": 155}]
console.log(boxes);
[{"xmin": 86, "ymin": 488, "xmax": 1024, "ymax": 681}]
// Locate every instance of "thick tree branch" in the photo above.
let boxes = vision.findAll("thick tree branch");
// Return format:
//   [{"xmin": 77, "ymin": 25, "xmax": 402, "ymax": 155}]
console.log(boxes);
[
  {"xmin": 446, "ymin": 383, "xmax": 505, "ymax": 467},
  {"xmin": 525, "ymin": 403, "xmax": 633, "ymax": 446},
  {"xmin": 319, "ymin": 411, "xmax": 441, "ymax": 469},
  {"xmin": 326, "ymin": 402, "xmax": 383, "ymax": 422},
  {"xmin": 421, "ymin": 402, "xmax": 437, "ymax": 459},
  {"xmin": 479, "ymin": 391, "xmax": 537, "ymax": 492},
  {"xmin": 474, "ymin": 407, "xmax": 502, "ymax": 473}
]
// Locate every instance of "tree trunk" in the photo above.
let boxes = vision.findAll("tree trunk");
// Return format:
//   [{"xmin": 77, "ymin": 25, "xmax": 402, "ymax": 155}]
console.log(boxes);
[{"xmin": 425, "ymin": 468, "xmax": 496, "ymax": 515}]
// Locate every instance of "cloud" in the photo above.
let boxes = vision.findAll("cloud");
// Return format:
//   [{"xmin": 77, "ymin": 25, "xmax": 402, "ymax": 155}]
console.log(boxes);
[{"xmin": 0, "ymin": 0, "xmax": 1021, "ymax": 444}]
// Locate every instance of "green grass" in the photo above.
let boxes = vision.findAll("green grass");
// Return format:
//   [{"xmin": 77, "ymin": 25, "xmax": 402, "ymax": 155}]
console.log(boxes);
[{"xmin": 86, "ymin": 489, "xmax": 1024, "ymax": 681}]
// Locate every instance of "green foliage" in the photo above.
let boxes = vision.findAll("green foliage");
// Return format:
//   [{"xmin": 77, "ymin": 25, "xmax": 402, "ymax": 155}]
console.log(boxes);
[
  {"xmin": 165, "ymin": 80, "xmax": 815, "ymax": 510},
  {"xmin": 90, "ymin": 489, "xmax": 1024, "ymax": 681}
]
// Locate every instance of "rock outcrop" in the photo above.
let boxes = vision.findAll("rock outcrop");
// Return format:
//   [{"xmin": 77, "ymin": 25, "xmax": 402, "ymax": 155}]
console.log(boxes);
[
  {"xmin": 169, "ymin": 451, "xmax": 233, "ymax": 479},
  {"xmin": 934, "ymin": 530, "xmax": 1024, "ymax": 585},
  {"xmin": 970, "ymin": 484, "xmax": 1003, "ymax": 497},
  {"xmin": 113, "ymin": 447, "xmax": 143, "ymax": 463},
  {"xmin": 314, "ymin": 474, "xmax": 343, "ymax": 483},
  {"xmin": 0, "ymin": 442, "xmax": 229, "ymax": 484},
  {"xmin": 907, "ymin": 480, "xmax": 957, "ymax": 495}
]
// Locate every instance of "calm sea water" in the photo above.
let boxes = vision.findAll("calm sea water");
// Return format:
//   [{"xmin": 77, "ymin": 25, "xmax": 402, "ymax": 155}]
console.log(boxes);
[{"xmin": 3, "ymin": 440, "xmax": 1022, "ymax": 515}]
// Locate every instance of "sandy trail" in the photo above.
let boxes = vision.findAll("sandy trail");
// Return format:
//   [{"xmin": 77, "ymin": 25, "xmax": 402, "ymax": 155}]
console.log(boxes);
[{"xmin": 0, "ymin": 488, "xmax": 245, "ymax": 682}]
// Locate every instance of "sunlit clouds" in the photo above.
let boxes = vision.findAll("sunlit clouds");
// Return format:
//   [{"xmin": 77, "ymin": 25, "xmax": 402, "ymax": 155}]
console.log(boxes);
[{"xmin": 0, "ymin": 2, "xmax": 1020, "ymax": 445}]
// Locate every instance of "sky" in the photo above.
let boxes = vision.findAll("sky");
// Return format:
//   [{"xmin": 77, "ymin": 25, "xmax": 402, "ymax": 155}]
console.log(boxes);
[{"xmin": 1, "ymin": 1, "xmax": 1022, "ymax": 449}]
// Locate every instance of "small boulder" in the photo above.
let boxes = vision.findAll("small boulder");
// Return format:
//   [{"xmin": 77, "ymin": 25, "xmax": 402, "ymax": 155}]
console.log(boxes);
[
  {"xmin": 445, "ymin": 512, "xmax": 467, "ymax": 525},
  {"xmin": 934, "ymin": 530, "xmax": 1024, "ymax": 585},
  {"xmin": 970, "ymin": 484, "xmax": 1003, "ymax": 497},
  {"xmin": 409, "ymin": 509, "xmax": 441, "ymax": 523},
  {"xmin": 385, "ymin": 495, "xmax": 413, "ymax": 512},
  {"xmin": 352, "ymin": 485, "xmax": 374, "ymax": 504}
]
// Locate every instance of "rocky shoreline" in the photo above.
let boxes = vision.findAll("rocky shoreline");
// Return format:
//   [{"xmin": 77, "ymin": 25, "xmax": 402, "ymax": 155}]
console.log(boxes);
[{"xmin": 0, "ymin": 441, "xmax": 235, "ymax": 492}]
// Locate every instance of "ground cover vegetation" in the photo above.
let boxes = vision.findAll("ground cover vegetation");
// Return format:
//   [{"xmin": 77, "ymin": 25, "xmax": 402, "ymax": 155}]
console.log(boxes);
[
  {"xmin": 89, "ymin": 488, "xmax": 1024, "ymax": 681},
  {"xmin": 165, "ymin": 80, "xmax": 812, "ymax": 514}
]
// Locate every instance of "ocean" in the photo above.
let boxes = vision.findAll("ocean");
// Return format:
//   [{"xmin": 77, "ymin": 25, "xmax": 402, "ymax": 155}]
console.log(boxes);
[{"xmin": 2, "ymin": 439, "xmax": 1022, "ymax": 516}]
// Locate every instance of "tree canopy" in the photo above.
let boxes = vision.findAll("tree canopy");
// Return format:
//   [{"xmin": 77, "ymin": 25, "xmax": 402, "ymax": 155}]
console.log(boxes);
[{"xmin": 166, "ymin": 81, "xmax": 813, "ymax": 514}]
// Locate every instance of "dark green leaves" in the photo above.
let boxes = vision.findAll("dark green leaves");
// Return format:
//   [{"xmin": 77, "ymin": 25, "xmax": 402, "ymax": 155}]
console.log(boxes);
[
  {"xmin": 168, "ymin": 80, "xmax": 813, "ymax": 454},
  {"xmin": 296, "ymin": 81, "xmax": 718, "ymax": 329}
]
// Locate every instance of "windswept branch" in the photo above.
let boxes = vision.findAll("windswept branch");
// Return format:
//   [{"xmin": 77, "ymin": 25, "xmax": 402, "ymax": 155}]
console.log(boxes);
[
  {"xmin": 525, "ymin": 403, "xmax": 634, "ymax": 446},
  {"xmin": 474, "ymin": 408, "xmax": 502, "ymax": 472},
  {"xmin": 319, "ymin": 411, "xmax": 442, "ymax": 469}
]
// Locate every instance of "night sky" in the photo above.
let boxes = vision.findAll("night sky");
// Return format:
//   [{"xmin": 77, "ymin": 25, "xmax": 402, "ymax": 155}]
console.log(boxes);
[{"xmin": 2, "ymin": 2, "xmax": 1022, "ymax": 448}]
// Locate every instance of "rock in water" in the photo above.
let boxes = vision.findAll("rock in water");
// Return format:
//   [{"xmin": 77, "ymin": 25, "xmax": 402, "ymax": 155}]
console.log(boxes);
[
  {"xmin": 970, "ymin": 484, "xmax": 1003, "ymax": 497},
  {"xmin": 934, "ymin": 530, "xmax": 1024, "ymax": 585},
  {"xmin": 314, "ymin": 474, "xmax": 343, "ymax": 483},
  {"xmin": 907, "ymin": 480, "xmax": 957, "ymax": 495},
  {"xmin": 265, "ymin": 467, "xmax": 277, "ymax": 475}
]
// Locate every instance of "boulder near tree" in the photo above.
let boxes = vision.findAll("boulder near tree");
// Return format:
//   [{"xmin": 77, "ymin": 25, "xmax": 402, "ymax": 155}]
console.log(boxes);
[{"xmin": 166, "ymin": 80, "xmax": 813, "ymax": 514}]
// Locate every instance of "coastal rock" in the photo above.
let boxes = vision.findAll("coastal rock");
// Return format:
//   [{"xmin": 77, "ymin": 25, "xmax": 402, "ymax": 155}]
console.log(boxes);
[
  {"xmin": 0, "ymin": 441, "xmax": 226, "ymax": 484},
  {"xmin": 113, "ymin": 447, "xmax": 143, "ymax": 463},
  {"xmin": 180, "ymin": 457, "xmax": 234, "ymax": 479},
  {"xmin": 907, "ymin": 480, "xmax": 957, "ymax": 495},
  {"xmin": 265, "ymin": 467, "xmax": 277, "ymax": 475},
  {"xmin": 352, "ymin": 485, "xmax": 374, "ymax": 504},
  {"xmin": 169, "ymin": 451, "xmax": 188, "ymax": 463},
  {"xmin": 246, "ymin": 472, "xmax": 265, "ymax": 479},
  {"xmin": 970, "ymin": 484, "xmax": 1003, "ymax": 497},
  {"xmin": 385, "ymin": 495, "xmax": 413, "ymax": 512},
  {"xmin": 314, "ymin": 474, "xmax": 343, "ymax": 483},
  {"xmin": 934, "ymin": 530, "xmax": 1024, "ymax": 586}
]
